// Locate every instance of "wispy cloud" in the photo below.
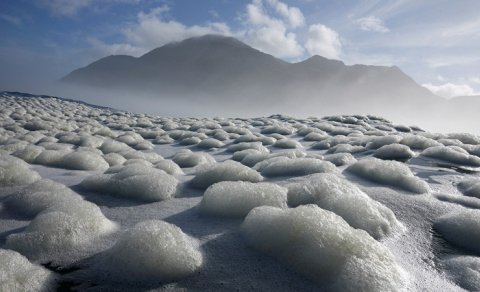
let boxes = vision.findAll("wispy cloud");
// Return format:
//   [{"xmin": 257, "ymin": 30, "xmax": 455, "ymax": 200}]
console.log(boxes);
[
  {"xmin": 0, "ymin": 13, "xmax": 22, "ymax": 26},
  {"xmin": 355, "ymin": 16, "xmax": 389, "ymax": 32},
  {"xmin": 423, "ymin": 82, "xmax": 477, "ymax": 98}
]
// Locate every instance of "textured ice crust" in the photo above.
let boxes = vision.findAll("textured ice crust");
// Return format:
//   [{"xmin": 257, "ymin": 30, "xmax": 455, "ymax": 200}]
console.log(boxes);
[
  {"xmin": 81, "ymin": 164, "xmax": 178, "ymax": 202},
  {"xmin": 0, "ymin": 249, "xmax": 56, "ymax": 292},
  {"xmin": 443, "ymin": 256, "xmax": 480, "ymax": 291},
  {"xmin": 92, "ymin": 220, "xmax": 202, "ymax": 284},
  {"xmin": 0, "ymin": 154, "xmax": 41, "ymax": 186},
  {"xmin": 346, "ymin": 157, "xmax": 429, "ymax": 193},
  {"xmin": 191, "ymin": 160, "xmax": 263, "ymax": 189},
  {"xmin": 5, "ymin": 179, "xmax": 117, "ymax": 263},
  {"xmin": 421, "ymin": 145, "xmax": 480, "ymax": 166},
  {"xmin": 287, "ymin": 173, "xmax": 401, "ymax": 239},
  {"xmin": 242, "ymin": 205, "xmax": 408, "ymax": 291},
  {"xmin": 200, "ymin": 181, "xmax": 288, "ymax": 217},
  {"xmin": 434, "ymin": 210, "xmax": 480, "ymax": 253},
  {"xmin": 259, "ymin": 157, "xmax": 337, "ymax": 177}
]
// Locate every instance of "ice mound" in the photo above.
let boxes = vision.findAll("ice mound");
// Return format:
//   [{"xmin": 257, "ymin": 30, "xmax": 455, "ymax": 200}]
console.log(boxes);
[
  {"xmin": 200, "ymin": 181, "xmax": 287, "ymax": 217},
  {"xmin": 261, "ymin": 124, "xmax": 294, "ymax": 135},
  {"xmin": 93, "ymin": 220, "xmax": 202, "ymax": 284},
  {"xmin": 0, "ymin": 154, "xmax": 41, "ymax": 186},
  {"xmin": 61, "ymin": 151, "xmax": 109, "ymax": 171},
  {"xmin": 447, "ymin": 133, "xmax": 480, "ymax": 145},
  {"xmin": 434, "ymin": 210, "xmax": 480, "ymax": 253},
  {"xmin": 366, "ymin": 135, "xmax": 402, "ymax": 149},
  {"xmin": 121, "ymin": 150, "xmax": 163, "ymax": 163},
  {"xmin": 81, "ymin": 164, "xmax": 178, "ymax": 202},
  {"xmin": 227, "ymin": 142, "xmax": 269, "ymax": 153},
  {"xmin": 326, "ymin": 143, "xmax": 365, "ymax": 154},
  {"xmin": 12, "ymin": 144, "xmax": 44, "ymax": 163},
  {"xmin": 346, "ymin": 157, "xmax": 429, "ymax": 193},
  {"xmin": 172, "ymin": 149, "xmax": 216, "ymax": 168},
  {"xmin": 179, "ymin": 136, "xmax": 201, "ymax": 146},
  {"xmin": 324, "ymin": 153, "xmax": 357, "ymax": 166},
  {"xmin": 5, "ymin": 199, "xmax": 117, "ymax": 263},
  {"xmin": 373, "ymin": 143, "xmax": 415, "ymax": 160},
  {"xmin": 197, "ymin": 138, "xmax": 224, "ymax": 149},
  {"xmin": 34, "ymin": 148, "xmax": 71, "ymax": 167},
  {"xmin": 4, "ymin": 179, "xmax": 83, "ymax": 217},
  {"xmin": 260, "ymin": 157, "xmax": 337, "ymax": 177},
  {"xmin": 154, "ymin": 159, "xmax": 184, "ymax": 175},
  {"xmin": 191, "ymin": 160, "xmax": 263, "ymax": 189},
  {"xmin": 303, "ymin": 132, "xmax": 327, "ymax": 141},
  {"xmin": 421, "ymin": 146, "xmax": 480, "ymax": 166},
  {"xmin": 0, "ymin": 249, "xmax": 56, "ymax": 292},
  {"xmin": 287, "ymin": 173, "xmax": 400, "ymax": 239},
  {"xmin": 443, "ymin": 256, "xmax": 480, "ymax": 291},
  {"xmin": 400, "ymin": 135, "xmax": 441, "ymax": 150},
  {"xmin": 100, "ymin": 139, "xmax": 131, "ymax": 154},
  {"xmin": 272, "ymin": 139, "xmax": 302, "ymax": 149},
  {"xmin": 242, "ymin": 205, "xmax": 408, "ymax": 290},
  {"xmin": 458, "ymin": 179, "xmax": 480, "ymax": 198},
  {"xmin": 103, "ymin": 152, "xmax": 127, "ymax": 166}
]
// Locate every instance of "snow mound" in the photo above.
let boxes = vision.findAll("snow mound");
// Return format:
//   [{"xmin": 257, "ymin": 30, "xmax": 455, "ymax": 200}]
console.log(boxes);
[
  {"xmin": 200, "ymin": 181, "xmax": 287, "ymax": 217},
  {"xmin": 324, "ymin": 153, "xmax": 357, "ymax": 166},
  {"xmin": 366, "ymin": 135, "xmax": 402, "ymax": 149},
  {"xmin": 272, "ymin": 139, "xmax": 302, "ymax": 149},
  {"xmin": 346, "ymin": 157, "xmax": 429, "ymax": 193},
  {"xmin": 93, "ymin": 220, "xmax": 202, "ymax": 284},
  {"xmin": 457, "ymin": 179, "xmax": 480, "ymax": 198},
  {"xmin": 287, "ymin": 173, "xmax": 401, "ymax": 239},
  {"xmin": 172, "ymin": 149, "xmax": 216, "ymax": 168},
  {"xmin": 81, "ymin": 164, "xmax": 178, "ymax": 202},
  {"xmin": 191, "ymin": 160, "xmax": 263, "ymax": 189},
  {"xmin": 421, "ymin": 146, "xmax": 480, "ymax": 166},
  {"xmin": 443, "ymin": 256, "xmax": 480, "ymax": 291},
  {"xmin": 103, "ymin": 152, "xmax": 126, "ymax": 166},
  {"xmin": 61, "ymin": 151, "xmax": 109, "ymax": 171},
  {"xmin": 0, "ymin": 249, "xmax": 56, "ymax": 292},
  {"xmin": 227, "ymin": 142, "xmax": 269, "ymax": 153},
  {"xmin": 12, "ymin": 145, "xmax": 44, "ymax": 163},
  {"xmin": 242, "ymin": 205, "xmax": 408, "ymax": 290},
  {"xmin": 260, "ymin": 157, "xmax": 337, "ymax": 177},
  {"xmin": 0, "ymin": 154, "xmax": 41, "ymax": 186},
  {"xmin": 373, "ymin": 143, "xmax": 415, "ymax": 160},
  {"xmin": 4, "ymin": 179, "xmax": 83, "ymax": 217},
  {"xmin": 197, "ymin": 138, "xmax": 224, "ymax": 149},
  {"xmin": 400, "ymin": 135, "xmax": 441, "ymax": 150},
  {"xmin": 6, "ymin": 199, "xmax": 117, "ymax": 263},
  {"xmin": 434, "ymin": 210, "xmax": 480, "ymax": 253},
  {"xmin": 154, "ymin": 159, "xmax": 184, "ymax": 175}
]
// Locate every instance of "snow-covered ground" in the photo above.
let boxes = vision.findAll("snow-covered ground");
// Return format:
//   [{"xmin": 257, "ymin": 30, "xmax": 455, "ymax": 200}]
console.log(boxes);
[{"xmin": 1, "ymin": 91, "xmax": 480, "ymax": 291}]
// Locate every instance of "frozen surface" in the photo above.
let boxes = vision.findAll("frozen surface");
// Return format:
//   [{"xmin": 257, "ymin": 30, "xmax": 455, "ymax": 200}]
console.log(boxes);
[
  {"xmin": 1, "ymin": 92, "xmax": 480, "ymax": 291},
  {"xmin": 200, "ymin": 181, "xmax": 288, "ymax": 217},
  {"xmin": 287, "ymin": 173, "xmax": 401, "ymax": 239},
  {"xmin": 242, "ymin": 205, "xmax": 408, "ymax": 291},
  {"xmin": 89, "ymin": 220, "xmax": 202, "ymax": 284},
  {"xmin": 346, "ymin": 157, "xmax": 430, "ymax": 193},
  {"xmin": 0, "ymin": 249, "xmax": 56, "ymax": 292}
]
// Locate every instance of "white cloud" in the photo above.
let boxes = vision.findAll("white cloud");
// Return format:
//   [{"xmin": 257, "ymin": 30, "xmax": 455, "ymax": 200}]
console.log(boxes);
[
  {"xmin": 305, "ymin": 24, "xmax": 342, "ymax": 59},
  {"xmin": 95, "ymin": 5, "xmax": 232, "ymax": 56},
  {"xmin": 241, "ymin": 0, "xmax": 304, "ymax": 58},
  {"xmin": 356, "ymin": 16, "xmax": 390, "ymax": 32},
  {"xmin": 266, "ymin": 0, "xmax": 305, "ymax": 28},
  {"xmin": 422, "ymin": 82, "xmax": 477, "ymax": 98}
]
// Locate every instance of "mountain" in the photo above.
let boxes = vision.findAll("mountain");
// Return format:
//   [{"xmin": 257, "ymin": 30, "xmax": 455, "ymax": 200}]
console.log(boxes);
[{"xmin": 61, "ymin": 34, "xmax": 457, "ymax": 131}]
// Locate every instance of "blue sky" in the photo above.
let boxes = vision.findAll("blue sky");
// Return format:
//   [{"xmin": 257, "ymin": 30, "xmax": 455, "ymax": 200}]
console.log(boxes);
[{"xmin": 1, "ymin": 0, "xmax": 480, "ymax": 98}]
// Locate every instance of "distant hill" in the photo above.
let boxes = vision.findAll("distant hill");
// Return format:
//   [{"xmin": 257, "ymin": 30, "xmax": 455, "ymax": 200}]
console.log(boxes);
[{"xmin": 61, "ymin": 34, "xmax": 480, "ymax": 133}]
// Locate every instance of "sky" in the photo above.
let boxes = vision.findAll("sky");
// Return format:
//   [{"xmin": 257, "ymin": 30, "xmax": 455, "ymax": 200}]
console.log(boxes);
[{"xmin": 1, "ymin": 0, "xmax": 480, "ymax": 98}]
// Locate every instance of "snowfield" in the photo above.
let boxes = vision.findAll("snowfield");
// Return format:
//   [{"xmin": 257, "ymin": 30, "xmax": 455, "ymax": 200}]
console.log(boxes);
[{"xmin": 1, "ymin": 91, "xmax": 480, "ymax": 291}]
